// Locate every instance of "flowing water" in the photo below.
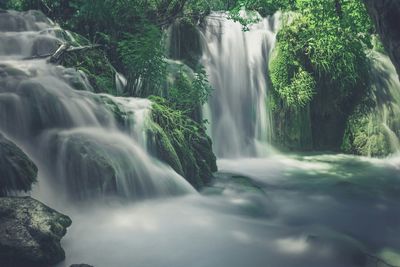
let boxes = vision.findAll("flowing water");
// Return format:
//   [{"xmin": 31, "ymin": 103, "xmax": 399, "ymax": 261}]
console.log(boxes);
[
  {"xmin": 57, "ymin": 154, "xmax": 400, "ymax": 267},
  {"xmin": 201, "ymin": 12, "xmax": 281, "ymax": 158},
  {"xmin": 1, "ymin": 10, "xmax": 400, "ymax": 267},
  {"xmin": 0, "ymin": 10, "xmax": 194, "ymax": 203},
  {"xmin": 369, "ymin": 51, "xmax": 400, "ymax": 153}
]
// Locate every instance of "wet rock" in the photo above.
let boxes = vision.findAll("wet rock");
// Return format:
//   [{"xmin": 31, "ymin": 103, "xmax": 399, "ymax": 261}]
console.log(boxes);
[
  {"xmin": 0, "ymin": 196, "xmax": 72, "ymax": 267},
  {"xmin": 0, "ymin": 133, "xmax": 37, "ymax": 196},
  {"xmin": 364, "ymin": 0, "xmax": 400, "ymax": 78},
  {"xmin": 31, "ymin": 35, "xmax": 60, "ymax": 57},
  {"xmin": 148, "ymin": 97, "xmax": 217, "ymax": 189}
]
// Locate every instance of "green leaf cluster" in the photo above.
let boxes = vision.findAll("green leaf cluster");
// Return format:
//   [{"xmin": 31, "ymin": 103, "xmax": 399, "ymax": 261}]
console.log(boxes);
[
  {"xmin": 167, "ymin": 67, "xmax": 212, "ymax": 114},
  {"xmin": 269, "ymin": 0, "xmax": 373, "ymax": 108},
  {"xmin": 117, "ymin": 24, "xmax": 166, "ymax": 97},
  {"xmin": 147, "ymin": 96, "xmax": 217, "ymax": 188}
]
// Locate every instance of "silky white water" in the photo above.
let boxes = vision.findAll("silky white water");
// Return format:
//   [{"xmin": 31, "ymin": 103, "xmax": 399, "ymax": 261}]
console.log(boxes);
[
  {"xmin": 369, "ymin": 51, "xmax": 400, "ymax": 154},
  {"xmin": 0, "ymin": 10, "xmax": 194, "ymax": 203},
  {"xmin": 56, "ymin": 154, "xmax": 400, "ymax": 267},
  {"xmin": 201, "ymin": 12, "xmax": 281, "ymax": 158}
]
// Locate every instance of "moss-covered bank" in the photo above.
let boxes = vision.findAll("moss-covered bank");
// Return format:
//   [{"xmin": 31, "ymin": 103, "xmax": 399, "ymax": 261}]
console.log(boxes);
[
  {"xmin": 147, "ymin": 97, "xmax": 217, "ymax": 189},
  {"xmin": 0, "ymin": 197, "xmax": 71, "ymax": 267}
]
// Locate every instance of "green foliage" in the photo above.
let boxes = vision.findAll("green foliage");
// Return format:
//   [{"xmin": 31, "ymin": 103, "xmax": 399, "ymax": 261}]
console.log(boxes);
[
  {"xmin": 228, "ymin": 0, "xmax": 295, "ymax": 29},
  {"xmin": 61, "ymin": 48, "xmax": 118, "ymax": 95},
  {"xmin": 342, "ymin": 104, "xmax": 391, "ymax": 157},
  {"xmin": 284, "ymin": 68, "xmax": 315, "ymax": 107},
  {"xmin": 296, "ymin": 0, "xmax": 371, "ymax": 94},
  {"xmin": 168, "ymin": 67, "xmax": 212, "ymax": 113},
  {"xmin": 270, "ymin": 39, "xmax": 315, "ymax": 108},
  {"xmin": 229, "ymin": 0, "xmax": 294, "ymax": 16},
  {"xmin": 148, "ymin": 96, "xmax": 217, "ymax": 188},
  {"xmin": 4, "ymin": 0, "xmax": 76, "ymax": 20},
  {"xmin": 0, "ymin": 133, "xmax": 38, "ymax": 196},
  {"xmin": 341, "ymin": 0, "xmax": 374, "ymax": 46},
  {"xmin": 117, "ymin": 24, "xmax": 166, "ymax": 97},
  {"xmin": 270, "ymin": 0, "xmax": 372, "ymax": 108},
  {"xmin": 228, "ymin": 8, "xmax": 261, "ymax": 31}
]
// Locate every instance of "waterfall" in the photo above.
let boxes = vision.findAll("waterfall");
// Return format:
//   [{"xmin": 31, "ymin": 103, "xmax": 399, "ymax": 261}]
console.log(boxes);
[
  {"xmin": 0, "ymin": 10, "xmax": 195, "ymax": 202},
  {"xmin": 200, "ymin": 12, "xmax": 281, "ymax": 158},
  {"xmin": 369, "ymin": 51, "xmax": 400, "ymax": 154}
]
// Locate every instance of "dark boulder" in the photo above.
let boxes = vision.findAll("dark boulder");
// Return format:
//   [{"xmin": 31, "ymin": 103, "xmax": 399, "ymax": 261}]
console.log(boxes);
[
  {"xmin": 0, "ymin": 133, "xmax": 37, "ymax": 196},
  {"xmin": 0, "ymin": 196, "xmax": 72, "ymax": 267}
]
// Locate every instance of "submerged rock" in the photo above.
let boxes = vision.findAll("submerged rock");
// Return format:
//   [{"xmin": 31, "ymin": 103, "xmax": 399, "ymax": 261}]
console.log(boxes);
[
  {"xmin": 0, "ymin": 133, "xmax": 37, "ymax": 196},
  {"xmin": 0, "ymin": 197, "xmax": 72, "ymax": 267}
]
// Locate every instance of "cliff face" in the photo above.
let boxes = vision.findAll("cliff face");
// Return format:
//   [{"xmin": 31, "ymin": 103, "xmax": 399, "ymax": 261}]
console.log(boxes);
[{"xmin": 364, "ymin": 0, "xmax": 400, "ymax": 78}]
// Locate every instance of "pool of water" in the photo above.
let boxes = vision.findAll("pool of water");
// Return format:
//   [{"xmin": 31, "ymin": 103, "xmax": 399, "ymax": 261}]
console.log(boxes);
[{"xmin": 56, "ymin": 153, "xmax": 400, "ymax": 267}]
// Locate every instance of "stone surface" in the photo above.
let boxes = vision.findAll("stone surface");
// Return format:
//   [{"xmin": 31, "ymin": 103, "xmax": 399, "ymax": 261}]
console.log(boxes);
[
  {"xmin": 0, "ymin": 197, "xmax": 72, "ymax": 267},
  {"xmin": 364, "ymin": 0, "xmax": 400, "ymax": 78},
  {"xmin": 0, "ymin": 133, "xmax": 37, "ymax": 196}
]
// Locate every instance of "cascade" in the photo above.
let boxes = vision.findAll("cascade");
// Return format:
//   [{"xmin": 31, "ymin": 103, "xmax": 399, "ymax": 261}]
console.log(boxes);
[
  {"xmin": 0, "ymin": 10, "xmax": 194, "ymax": 202},
  {"xmin": 200, "ymin": 12, "xmax": 281, "ymax": 158},
  {"xmin": 369, "ymin": 51, "xmax": 400, "ymax": 154}
]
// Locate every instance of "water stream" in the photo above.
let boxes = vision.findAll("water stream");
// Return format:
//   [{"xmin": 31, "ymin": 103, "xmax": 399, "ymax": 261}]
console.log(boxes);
[
  {"xmin": 0, "ymin": 10, "xmax": 194, "ymax": 204},
  {"xmin": 201, "ymin": 12, "xmax": 281, "ymax": 158}
]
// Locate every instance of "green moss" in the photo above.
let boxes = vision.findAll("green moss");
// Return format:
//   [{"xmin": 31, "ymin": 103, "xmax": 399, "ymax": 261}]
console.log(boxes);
[
  {"xmin": 147, "ymin": 96, "xmax": 217, "ymax": 188},
  {"xmin": 342, "ymin": 104, "xmax": 392, "ymax": 157},
  {"xmin": 60, "ymin": 47, "xmax": 118, "ymax": 95},
  {"xmin": 269, "ymin": 7, "xmax": 371, "ymax": 151},
  {"xmin": 271, "ymin": 103, "xmax": 313, "ymax": 151},
  {"xmin": 0, "ymin": 134, "xmax": 37, "ymax": 196},
  {"xmin": 146, "ymin": 122, "xmax": 184, "ymax": 176},
  {"xmin": 270, "ymin": 42, "xmax": 315, "ymax": 108}
]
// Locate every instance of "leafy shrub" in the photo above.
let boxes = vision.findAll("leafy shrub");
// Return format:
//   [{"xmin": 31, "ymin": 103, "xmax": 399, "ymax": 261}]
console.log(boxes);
[
  {"xmin": 168, "ymin": 67, "xmax": 212, "ymax": 113},
  {"xmin": 270, "ymin": 39, "xmax": 315, "ymax": 107},
  {"xmin": 147, "ymin": 96, "xmax": 217, "ymax": 188},
  {"xmin": 117, "ymin": 24, "xmax": 166, "ymax": 97},
  {"xmin": 270, "ymin": 0, "xmax": 372, "ymax": 107}
]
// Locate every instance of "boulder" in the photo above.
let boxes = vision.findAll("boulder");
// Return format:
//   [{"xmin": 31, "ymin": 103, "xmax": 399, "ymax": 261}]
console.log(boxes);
[
  {"xmin": 0, "ymin": 197, "xmax": 72, "ymax": 267},
  {"xmin": 147, "ymin": 97, "xmax": 217, "ymax": 188},
  {"xmin": 0, "ymin": 133, "xmax": 37, "ymax": 196}
]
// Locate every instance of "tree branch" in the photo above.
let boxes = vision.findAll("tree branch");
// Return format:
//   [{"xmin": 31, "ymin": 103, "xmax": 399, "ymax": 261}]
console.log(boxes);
[{"xmin": 23, "ymin": 43, "xmax": 102, "ymax": 63}]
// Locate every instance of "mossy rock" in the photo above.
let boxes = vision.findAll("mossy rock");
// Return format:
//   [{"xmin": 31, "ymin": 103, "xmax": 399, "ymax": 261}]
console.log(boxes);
[
  {"xmin": 60, "ymin": 48, "xmax": 118, "ymax": 95},
  {"xmin": 48, "ymin": 133, "xmax": 120, "ymax": 199},
  {"xmin": 205, "ymin": 172, "xmax": 266, "ymax": 195},
  {"xmin": 0, "ymin": 196, "xmax": 71, "ymax": 267},
  {"xmin": 0, "ymin": 133, "xmax": 37, "ymax": 196},
  {"xmin": 58, "ymin": 31, "xmax": 119, "ymax": 95},
  {"xmin": 342, "ymin": 104, "xmax": 392, "ymax": 157},
  {"xmin": 147, "ymin": 96, "xmax": 217, "ymax": 189}
]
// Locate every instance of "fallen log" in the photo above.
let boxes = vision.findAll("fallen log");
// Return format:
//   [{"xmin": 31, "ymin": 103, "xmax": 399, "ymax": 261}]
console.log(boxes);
[{"xmin": 23, "ymin": 43, "xmax": 102, "ymax": 63}]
